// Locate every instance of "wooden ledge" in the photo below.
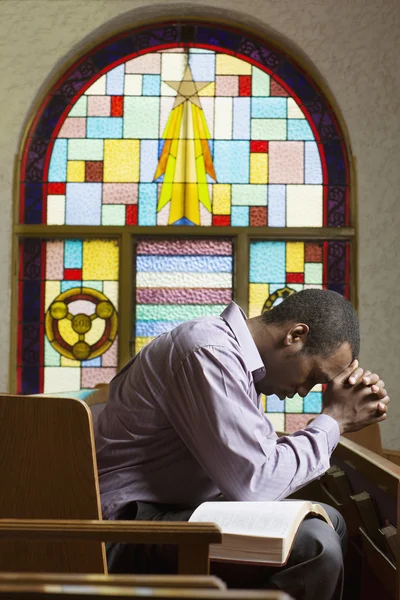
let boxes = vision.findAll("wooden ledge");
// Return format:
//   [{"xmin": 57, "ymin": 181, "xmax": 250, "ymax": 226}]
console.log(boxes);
[
  {"xmin": 0, "ymin": 584, "xmax": 291, "ymax": 599},
  {"xmin": 0, "ymin": 519, "xmax": 222, "ymax": 545},
  {"xmin": 0, "ymin": 573, "xmax": 226, "ymax": 590}
]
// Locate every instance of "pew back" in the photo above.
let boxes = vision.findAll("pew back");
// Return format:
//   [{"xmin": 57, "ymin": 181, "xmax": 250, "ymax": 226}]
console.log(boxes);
[
  {"xmin": 0, "ymin": 394, "xmax": 105, "ymax": 573},
  {"xmin": 0, "ymin": 394, "xmax": 221, "ymax": 576}
]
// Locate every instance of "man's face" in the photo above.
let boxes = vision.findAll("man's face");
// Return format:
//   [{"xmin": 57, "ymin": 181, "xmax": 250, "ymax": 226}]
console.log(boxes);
[{"xmin": 255, "ymin": 342, "xmax": 353, "ymax": 400}]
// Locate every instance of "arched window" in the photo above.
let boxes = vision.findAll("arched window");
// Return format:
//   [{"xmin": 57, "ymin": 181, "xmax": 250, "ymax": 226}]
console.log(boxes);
[{"xmin": 16, "ymin": 21, "xmax": 353, "ymax": 433}]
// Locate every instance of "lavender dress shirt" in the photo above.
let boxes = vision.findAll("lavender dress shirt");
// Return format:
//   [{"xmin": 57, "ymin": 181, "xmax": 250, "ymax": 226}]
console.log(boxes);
[{"xmin": 95, "ymin": 302, "xmax": 340, "ymax": 519}]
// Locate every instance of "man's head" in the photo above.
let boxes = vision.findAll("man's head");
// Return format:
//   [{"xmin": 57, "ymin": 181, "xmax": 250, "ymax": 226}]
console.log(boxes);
[{"xmin": 248, "ymin": 289, "xmax": 360, "ymax": 399}]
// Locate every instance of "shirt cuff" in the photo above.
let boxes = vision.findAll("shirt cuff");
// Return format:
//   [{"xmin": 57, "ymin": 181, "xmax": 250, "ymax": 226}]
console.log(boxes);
[{"xmin": 307, "ymin": 414, "xmax": 340, "ymax": 453}]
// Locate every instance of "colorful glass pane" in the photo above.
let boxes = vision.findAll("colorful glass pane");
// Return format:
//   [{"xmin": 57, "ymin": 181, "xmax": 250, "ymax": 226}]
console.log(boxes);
[
  {"xmin": 249, "ymin": 239, "xmax": 351, "ymax": 433},
  {"xmin": 18, "ymin": 238, "xmax": 119, "ymax": 394},
  {"xmin": 134, "ymin": 238, "xmax": 233, "ymax": 353},
  {"xmin": 20, "ymin": 23, "xmax": 349, "ymax": 228}
]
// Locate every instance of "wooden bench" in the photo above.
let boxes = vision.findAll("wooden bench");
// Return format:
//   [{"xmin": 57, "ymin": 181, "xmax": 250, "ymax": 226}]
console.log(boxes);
[
  {"xmin": 290, "ymin": 435, "xmax": 400, "ymax": 600},
  {"xmin": 0, "ymin": 582, "xmax": 292, "ymax": 600},
  {"xmin": 0, "ymin": 573, "xmax": 226, "ymax": 589},
  {"xmin": 0, "ymin": 394, "xmax": 221, "ymax": 575}
]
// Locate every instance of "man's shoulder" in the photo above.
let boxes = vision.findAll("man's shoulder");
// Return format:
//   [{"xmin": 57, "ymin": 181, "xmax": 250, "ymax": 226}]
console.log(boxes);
[
  {"xmin": 141, "ymin": 314, "xmax": 240, "ymax": 371},
  {"xmin": 136, "ymin": 312, "xmax": 244, "ymax": 382},
  {"xmin": 170, "ymin": 314, "xmax": 237, "ymax": 354},
  {"xmin": 123, "ymin": 313, "xmax": 247, "ymax": 398}
]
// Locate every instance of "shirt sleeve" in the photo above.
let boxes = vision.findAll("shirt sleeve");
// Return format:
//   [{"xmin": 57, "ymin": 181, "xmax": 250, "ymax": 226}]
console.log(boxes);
[{"xmin": 162, "ymin": 344, "xmax": 340, "ymax": 501}]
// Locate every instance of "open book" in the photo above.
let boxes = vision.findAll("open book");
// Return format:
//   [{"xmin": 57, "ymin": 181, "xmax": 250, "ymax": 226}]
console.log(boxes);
[{"xmin": 189, "ymin": 500, "xmax": 333, "ymax": 566}]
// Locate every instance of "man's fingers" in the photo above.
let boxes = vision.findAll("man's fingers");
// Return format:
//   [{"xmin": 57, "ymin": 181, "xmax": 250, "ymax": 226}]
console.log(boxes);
[
  {"xmin": 372, "ymin": 386, "xmax": 387, "ymax": 398},
  {"xmin": 375, "ymin": 412, "xmax": 388, "ymax": 422},
  {"xmin": 330, "ymin": 358, "xmax": 358, "ymax": 385},
  {"xmin": 363, "ymin": 373, "xmax": 379, "ymax": 386},
  {"xmin": 367, "ymin": 411, "xmax": 388, "ymax": 427},
  {"xmin": 370, "ymin": 379, "xmax": 385, "ymax": 391},
  {"xmin": 376, "ymin": 396, "xmax": 390, "ymax": 409},
  {"xmin": 362, "ymin": 372, "xmax": 379, "ymax": 386},
  {"xmin": 348, "ymin": 366, "xmax": 365, "ymax": 385}
]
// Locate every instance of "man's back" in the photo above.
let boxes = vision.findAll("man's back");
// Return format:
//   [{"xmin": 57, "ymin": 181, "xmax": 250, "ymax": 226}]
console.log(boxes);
[{"xmin": 95, "ymin": 308, "xmax": 261, "ymax": 519}]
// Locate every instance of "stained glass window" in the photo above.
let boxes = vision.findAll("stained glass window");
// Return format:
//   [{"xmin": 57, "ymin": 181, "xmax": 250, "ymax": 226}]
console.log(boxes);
[
  {"xmin": 16, "ymin": 21, "xmax": 353, "ymax": 432},
  {"xmin": 248, "ymin": 240, "xmax": 350, "ymax": 317},
  {"xmin": 41, "ymin": 49, "xmax": 329, "ymax": 229},
  {"xmin": 18, "ymin": 238, "xmax": 119, "ymax": 394},
  {"xmin": 249, "ymin": 239, "xmax": 350, "ymax": 431},
  {"xmin": 134, "ymin": 238, "xmax": 233, "ymax": 353}
]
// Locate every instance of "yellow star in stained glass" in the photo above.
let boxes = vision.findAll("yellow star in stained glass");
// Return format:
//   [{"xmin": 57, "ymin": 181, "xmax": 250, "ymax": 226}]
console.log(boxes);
[
  {"xmin": 153, "ymin": 62, "xmax": 216, "ymax": 226},
  {"xmin": 165, "ymin": 65, "xmax": 212, "ymax": 108}
]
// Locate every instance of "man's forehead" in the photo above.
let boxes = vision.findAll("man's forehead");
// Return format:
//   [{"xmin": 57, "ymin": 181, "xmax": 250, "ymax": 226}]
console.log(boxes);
[{"xmin": 317, "ymin": 343, "xmax": 353, "ymax": 381}]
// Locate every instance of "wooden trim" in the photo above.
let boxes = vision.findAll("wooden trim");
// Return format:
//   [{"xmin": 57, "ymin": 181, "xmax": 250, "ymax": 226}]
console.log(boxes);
[
  {"xmin": 119, "ymin": 232, "xmax": 133, "ymax": 368},
  {"xmin": 0, "ymin": 573, "xmax": 226, "ymax": 590},
  {"xmin": 83, "ymin": 400, "xmax": 108, "ymax": 573},
  {"xmin": 0, "ymin": 519, "xmax": 222, "ymax": 545},
  {"xmin": 344, "ymin": 425, "xmax": 383, "ymax": 455},
  {"xmin": 234, "ymin": 233, "xmax": 249, "ymax": 313},
  {"xmin": 336, "ymin": 436, "xmax": 400, "ymax": 497},
  {"xmin": 13, "ymin": 225, "xmax": 355, "ymax": 239},
  {"xmin": 178, "ymin": 544, "xmax": 211, "ymax": 576},
  {"xmin": 0, "ymin": 584, "xmax": 290, "ymax": 600},
  {"xmin": 0, "ymin": 519, "xmax": 221, "ymax": 575},
  {"xmin": 382, "ymin": 450, "xmax": 400, "ymax": 468}
]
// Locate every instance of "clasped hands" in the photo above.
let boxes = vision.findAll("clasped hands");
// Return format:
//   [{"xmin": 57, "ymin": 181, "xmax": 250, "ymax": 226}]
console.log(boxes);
[{"xmin": 322, "ymin": 360, "xmax": 390, "ymax": 434}]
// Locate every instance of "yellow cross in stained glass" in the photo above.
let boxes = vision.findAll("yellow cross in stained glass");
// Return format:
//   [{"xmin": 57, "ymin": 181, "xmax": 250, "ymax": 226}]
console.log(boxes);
[{"xmin": 154, "ymin": 64, "xmax": 217, "ymax": 226}]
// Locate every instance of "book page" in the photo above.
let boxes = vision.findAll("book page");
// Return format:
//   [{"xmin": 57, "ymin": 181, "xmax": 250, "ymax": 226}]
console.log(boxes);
[
  {"xmin": 189, "ymin": 501, "xmax": 311, "ymax": 538},
  {"xmin": 310, "ymin": 502, "xmax": 333, "ymax": 527}
]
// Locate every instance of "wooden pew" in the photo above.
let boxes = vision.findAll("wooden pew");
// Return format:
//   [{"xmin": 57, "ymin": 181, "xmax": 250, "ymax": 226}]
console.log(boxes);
[
  {"xmin": 0, "ymin": 582, "xmax": 292, "ymax": 600},
  {"xmin": 290, "ymin": 435, "xmax": 400, "ymax": 600},
  {"xmin": 33, "ymin": 385, "xmax": 110, "ymax": 427},
  {"xmin": 344, "ymin": 424, "xmax": 383, "ymax": 455},
  {"xmin": 0, "ymin": 394, "xmax": 221, "ymax": 575},
  {"xmin": 383, "ymin": 450, "xmax": 400, "ymax": 468},
  {"xmin": 84, "ymin": 384, "xmax": 109, "ymax": 425},
  {"xmin": 0, "ymin": 573, "xmax": 226, "ymax": 589}
]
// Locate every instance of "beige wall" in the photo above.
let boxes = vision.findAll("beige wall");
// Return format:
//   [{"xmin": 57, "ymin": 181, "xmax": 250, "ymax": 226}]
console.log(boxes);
[{"xmin": 1, "ymin": 0, "xmax": 399, "ymax": 448}]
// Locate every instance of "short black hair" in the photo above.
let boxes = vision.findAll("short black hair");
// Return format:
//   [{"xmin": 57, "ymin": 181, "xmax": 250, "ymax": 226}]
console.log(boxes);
[{"xmin": 261, "ymin": 289, "xmax": 360, "ymax": 359}]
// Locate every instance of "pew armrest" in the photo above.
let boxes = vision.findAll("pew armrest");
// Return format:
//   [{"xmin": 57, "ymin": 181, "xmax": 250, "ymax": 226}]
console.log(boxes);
[
  {"xmin": 0, "ymin": 518, "xmax": 221, "ymax": 544},
  {"xmin": 0, "ymin": 572, "xmax": 227, "ymax": 590},
  {"xmin": 0, "ymin": 519, "xmax": 222, "ymax": 576}
]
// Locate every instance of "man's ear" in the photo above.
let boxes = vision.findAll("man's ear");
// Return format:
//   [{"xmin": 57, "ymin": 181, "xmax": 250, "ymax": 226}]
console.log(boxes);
[{"xmin": 283, "ymin": 323, "xmax": 309, "ymax": 350}]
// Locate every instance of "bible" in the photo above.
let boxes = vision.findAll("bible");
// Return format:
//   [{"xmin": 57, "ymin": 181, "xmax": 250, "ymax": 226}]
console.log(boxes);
[{"xmin": 189, "ymin": 500, "xmax": 333, "ymax": 566}]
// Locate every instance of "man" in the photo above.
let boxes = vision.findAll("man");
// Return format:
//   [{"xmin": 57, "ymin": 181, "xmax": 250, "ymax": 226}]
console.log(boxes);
[{"xmin": 95, "ymin": 289, "xmax": 389, "ymax": 599}]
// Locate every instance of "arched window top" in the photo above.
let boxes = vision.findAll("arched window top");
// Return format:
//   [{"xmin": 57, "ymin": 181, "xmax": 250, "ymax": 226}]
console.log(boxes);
[{"xmin": 20, "ymin": 21, "xmax": 350, "ymax": 228}]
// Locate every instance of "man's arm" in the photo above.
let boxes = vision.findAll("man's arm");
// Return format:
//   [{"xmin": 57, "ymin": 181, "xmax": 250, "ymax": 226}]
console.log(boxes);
[{"xmin": 161, "ymin": 345, "xmax": 386, "ymax": 502}]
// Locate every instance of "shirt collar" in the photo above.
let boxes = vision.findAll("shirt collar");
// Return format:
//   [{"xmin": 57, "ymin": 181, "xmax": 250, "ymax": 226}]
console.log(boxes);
[{"xmin": 220, "ymin": 302, "xmax": 266, "ymax": 383}]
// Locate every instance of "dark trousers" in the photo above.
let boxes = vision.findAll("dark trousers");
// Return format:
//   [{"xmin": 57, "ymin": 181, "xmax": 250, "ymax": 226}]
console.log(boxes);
[{"xmin": 106, "ymin": 500, "xmax": 347, "ymax": 600}]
